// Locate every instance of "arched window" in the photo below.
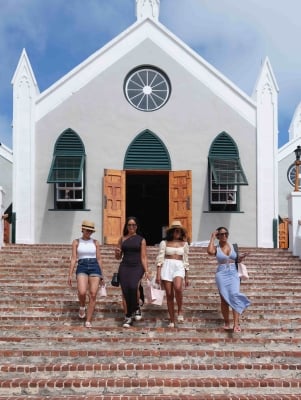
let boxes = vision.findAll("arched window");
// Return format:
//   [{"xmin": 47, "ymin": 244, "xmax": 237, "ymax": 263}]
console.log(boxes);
[
  {"xmin": 208, "ymin": 132, "xmax": 248, "ymax": 212},
  {"xmin": 47, "ymin": 128, "xmax": 86, "ymax": 210},
  {"xmin": 124, "ymin": 130, "xmax": 171, "ymax": 170}
]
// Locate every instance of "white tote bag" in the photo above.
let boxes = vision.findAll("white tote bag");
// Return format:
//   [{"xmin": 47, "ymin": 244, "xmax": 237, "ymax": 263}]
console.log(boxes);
[
  {"xmin": 238, "ymin": 263, "xmax": 249, "ymax": 280},
  {"xmin": 145, "ymin": 279, "xmax": 165, "ymax": 306}
]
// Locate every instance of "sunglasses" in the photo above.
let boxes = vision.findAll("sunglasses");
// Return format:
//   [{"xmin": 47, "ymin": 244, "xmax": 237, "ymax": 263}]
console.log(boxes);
[
  {"xmin": 127, "ymin": 224, "xmax": 137, "ymax": 227},
  {"xmin": 217, "ymin": 232, "xmax": 228, "ymax": 236}
]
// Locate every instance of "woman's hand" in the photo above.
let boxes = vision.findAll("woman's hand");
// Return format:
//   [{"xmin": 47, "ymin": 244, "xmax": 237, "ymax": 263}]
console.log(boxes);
[
  {"xmin": 238, "ymin": 252, "xmax": 249, "ymax": 263},
  {"xmin": 115, "ymin": 247, "xmax": 122, "ymax": 260},
  {"xmin": 67, "ymin": 275, "xmax": 73, "ymax": 287}
]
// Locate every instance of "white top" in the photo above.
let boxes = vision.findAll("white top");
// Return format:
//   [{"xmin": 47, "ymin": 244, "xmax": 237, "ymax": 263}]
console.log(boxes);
[
  {"xmin": 156, "ymin": 240, "xmax": 189, "ymax": 270},
  {"xmin": 77, "ymin": 238, "xmax": 96, "ymax": 259}
]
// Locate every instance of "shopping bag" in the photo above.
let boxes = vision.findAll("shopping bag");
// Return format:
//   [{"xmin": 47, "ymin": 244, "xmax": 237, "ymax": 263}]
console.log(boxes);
[
  {"xmin": 144, "ymin": 279, "xmax": 156, "ymax": 304},
  {"xmin": 98, "ymin": 283, "xmax": 107, "ymax": 297},
  {"xmin": 144, "ymin": 279, "xmax": 165, "ymax": 306},
  {"xmin": 238, "ymin": 263, "xmax": 249, "ymax": 280},
  {"xmin": 150, "ymin": 286, "xmax": 165, "ymax": 306}
]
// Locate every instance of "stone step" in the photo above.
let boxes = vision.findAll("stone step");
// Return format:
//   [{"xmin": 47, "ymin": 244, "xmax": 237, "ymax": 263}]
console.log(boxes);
[
  {"xmin": 0, "ymin": 377, "xmax": 300, "ymax": 397},
  {"xmin": 1, "ymin": 244, "xmax": 301, "ymax": 398}
]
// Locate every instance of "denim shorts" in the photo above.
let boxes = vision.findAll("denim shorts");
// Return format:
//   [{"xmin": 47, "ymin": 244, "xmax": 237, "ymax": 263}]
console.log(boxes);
[{"xmin": 76, "ymin": 258, "xmax": 102, "ymax": 277}]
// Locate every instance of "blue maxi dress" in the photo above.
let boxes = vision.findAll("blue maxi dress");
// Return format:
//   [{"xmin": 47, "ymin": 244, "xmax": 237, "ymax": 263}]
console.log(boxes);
[{"xmin": 215, "ymin": 244, "xmax": 251, "ymax": 314}]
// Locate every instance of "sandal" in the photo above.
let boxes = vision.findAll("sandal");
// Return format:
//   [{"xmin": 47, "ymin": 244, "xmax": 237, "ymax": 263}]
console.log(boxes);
[
  {"xmin": 78, "ymin": 306, "xmax": 86, "ymax": 319},
  {"xmin": 85, "ymin": 321, "xmax": 92, "ymax": 328},
  {"xmin": 233, "ymin": 325, "xmax": 241, "ymax": 333},
  {"xmin": 223, "ymin": 324, "xmax": 231, "ymax": 330},
  {"xmin": 177, "ymin": 315, "xmax": 184, "ymax": 323}
]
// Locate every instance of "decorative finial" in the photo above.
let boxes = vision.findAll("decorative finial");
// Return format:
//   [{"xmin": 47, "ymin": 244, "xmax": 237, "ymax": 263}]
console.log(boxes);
[{"xmin": 136, "ymin": 0, "xmax": 160, "ymax": 22}]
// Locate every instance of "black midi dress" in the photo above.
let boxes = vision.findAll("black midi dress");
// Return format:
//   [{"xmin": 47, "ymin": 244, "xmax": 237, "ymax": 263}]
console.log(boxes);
[{"xmin": 118, "ymin": 234, "xmax": 145, "ymax": 317}]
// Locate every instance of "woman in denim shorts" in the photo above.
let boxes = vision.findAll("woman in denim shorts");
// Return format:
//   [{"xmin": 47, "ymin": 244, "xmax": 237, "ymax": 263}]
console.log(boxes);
[{"xmin": 68, "ymin": 220, "xmax": 103, "ymax": 328}]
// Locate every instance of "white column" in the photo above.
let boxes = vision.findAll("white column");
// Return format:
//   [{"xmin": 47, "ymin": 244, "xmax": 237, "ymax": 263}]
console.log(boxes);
[
  {"xmin": 288, "ymin": 191, "xmax": 301, "ymax": 258},
  {"xmin": 0, "ymin": 187, "xmax": 5, "ymax": 249}
]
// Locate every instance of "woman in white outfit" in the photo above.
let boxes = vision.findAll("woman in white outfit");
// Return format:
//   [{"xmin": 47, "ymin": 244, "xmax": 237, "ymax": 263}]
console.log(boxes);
[{"xmin": 155, "ymin": 221, "xmax": 189, "ymax": 328}]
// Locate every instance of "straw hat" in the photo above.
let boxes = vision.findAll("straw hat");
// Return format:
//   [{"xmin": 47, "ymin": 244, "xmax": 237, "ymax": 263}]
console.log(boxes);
[
  {"xmin": 166, "ymin": 220, "xmax": 186, "ymax": 234},
  {"xmin": 81, "ymin": 220, "xmax": 96, "ymax": 232}
]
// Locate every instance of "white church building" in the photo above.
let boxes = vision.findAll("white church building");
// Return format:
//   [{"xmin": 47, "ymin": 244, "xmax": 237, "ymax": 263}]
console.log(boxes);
[{"xmin": 11, "ymin": 0, "xmax": 279, "ymax": 247}]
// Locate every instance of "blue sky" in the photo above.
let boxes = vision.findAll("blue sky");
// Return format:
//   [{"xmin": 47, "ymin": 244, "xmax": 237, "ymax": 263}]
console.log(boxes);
[{"xmin": 0, "ymin": 0, "xmax": 300, "ymax": 149}]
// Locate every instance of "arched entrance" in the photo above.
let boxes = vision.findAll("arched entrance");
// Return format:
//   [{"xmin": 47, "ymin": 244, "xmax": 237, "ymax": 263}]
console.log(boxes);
[{"xmin": 103, "ymin": 130, "xmax": 192, "ymax": 245}]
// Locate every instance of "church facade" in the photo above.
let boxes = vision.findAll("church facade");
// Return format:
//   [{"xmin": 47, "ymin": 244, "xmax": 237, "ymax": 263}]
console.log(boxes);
[{"xmin": 11, "ymin": 0, "xmax": 279, "ymax": 247}]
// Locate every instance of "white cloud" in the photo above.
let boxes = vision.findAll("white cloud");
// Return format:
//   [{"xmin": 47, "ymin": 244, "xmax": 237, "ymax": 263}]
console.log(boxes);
[{"xmin": 0, "ymin": 0, "xmax": 300, "ymax": 147}]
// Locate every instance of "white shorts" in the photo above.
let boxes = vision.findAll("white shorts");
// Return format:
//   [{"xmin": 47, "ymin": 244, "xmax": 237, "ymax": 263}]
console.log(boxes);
[{"xmin": 161, "ymin": 259, "xmax": 185, "ymax": 282}]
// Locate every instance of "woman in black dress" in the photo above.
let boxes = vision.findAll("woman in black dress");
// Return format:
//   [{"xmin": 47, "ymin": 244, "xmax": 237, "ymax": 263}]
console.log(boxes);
[{"xmin": 115, "ymin": 216, "xmax": 149, "ymax": 328}]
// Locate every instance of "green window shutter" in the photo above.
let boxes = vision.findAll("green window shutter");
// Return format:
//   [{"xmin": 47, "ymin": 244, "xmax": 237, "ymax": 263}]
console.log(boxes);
[
  {"xmin": 47, "ymin": 129, "xmax": 85, "ymax": 183},
  {"xmin": 209, "ymin": 132, "xmax": 248, "ymax": 185},
  {"xmin": 124, "ymin": 130, "xmax": 171, "ymax": 170}
]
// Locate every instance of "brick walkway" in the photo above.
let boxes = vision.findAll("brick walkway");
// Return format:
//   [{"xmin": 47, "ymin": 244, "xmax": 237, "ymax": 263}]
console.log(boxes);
[{"xmin": 0, "ymin": 244, "xmax": 301, "ymax": 399}]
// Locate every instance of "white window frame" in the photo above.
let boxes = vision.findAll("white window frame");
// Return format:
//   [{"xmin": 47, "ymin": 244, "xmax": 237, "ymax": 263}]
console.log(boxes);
[{"xmin": 210, "ymin": 174, "xmax": 237, "ymax": 205}]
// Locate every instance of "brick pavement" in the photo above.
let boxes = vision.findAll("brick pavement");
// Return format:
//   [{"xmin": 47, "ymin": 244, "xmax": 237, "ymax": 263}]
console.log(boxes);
[{"xmin": 0, "ymin": 244, "xmax": 301, "ymax": 399}]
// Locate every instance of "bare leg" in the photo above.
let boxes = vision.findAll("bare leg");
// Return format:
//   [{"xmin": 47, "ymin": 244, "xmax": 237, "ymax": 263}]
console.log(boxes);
[
  {"xmin": 77, "ymin": 274, "xmax": 89, "ymax": 308},
  {"xmin": 233, "ymin": 310, "xmax": 240, "ymax": 331},
  {"xmin": 173, "ymin": 276, "xmax": 183, "ymax": 316},
  {"xmin": 220, "ymin": 295, "xmax": 230, "ymax": 327},
  {"xmin": 86, "ymin": 276, "xmax": 100, "ymax": 323},
  {"xmin": 163, "ymin": 280, "xmax": 175, "ymax": 323}
]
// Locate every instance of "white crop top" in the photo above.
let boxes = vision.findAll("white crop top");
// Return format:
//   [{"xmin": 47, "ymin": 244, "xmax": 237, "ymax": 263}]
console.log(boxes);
[
  {"xmin": 165, "ymin": 246, "xmax": 185, "ymax": 256},
  {"xmin": 77, "ymin": 238, "xmax": 96, "ymax": 259},
  {"xmin": 156, "ymin": 240, "xmax": 189, "ymax": 270}
]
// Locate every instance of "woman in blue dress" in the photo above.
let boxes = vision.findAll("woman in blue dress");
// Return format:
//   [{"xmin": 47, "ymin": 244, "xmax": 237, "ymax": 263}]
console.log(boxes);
[{"xmin": 207, "ymin": 227, "xmax": 250, "ymax": 332}]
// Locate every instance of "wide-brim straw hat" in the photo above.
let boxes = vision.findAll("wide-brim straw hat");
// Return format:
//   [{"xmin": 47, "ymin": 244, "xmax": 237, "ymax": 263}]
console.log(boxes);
[
  {"xmin": 166, "ymin": 220, "xmax": 186, "ymax": 234},
  {"xmin": 81, "ymin": 220, "xmax": 96, "ymax": 232}
]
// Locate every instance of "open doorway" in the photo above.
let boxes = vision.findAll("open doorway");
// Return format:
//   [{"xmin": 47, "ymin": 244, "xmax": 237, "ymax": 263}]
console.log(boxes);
[{"xmin": 126, "ymin": 172, "xmax": 168, "ymax": 245}]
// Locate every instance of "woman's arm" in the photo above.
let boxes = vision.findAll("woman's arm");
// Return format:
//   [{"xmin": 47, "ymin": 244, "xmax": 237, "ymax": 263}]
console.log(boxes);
[
  {"xmin": 183, "ymin": 241, "xmax": 189, "ymax": 270},
  {"xmin": 207, "ymin": 231, "xmax": 217, "ymax": 256},
  {"xmin": 68, "ymin": 239, "xmax": 78, "ymax": 286},
  {"xmin": 114, "ymin": 237, "xmax": 123, "ymax": 260},
  {"xmin": 140, "ymin": 238, "xmax": 149, "ymax": 277},
  {"xmin": 183, "ymin": 241, "xmax": 189, "ymax": 287},
  {"xmin": 95, "ymin": 240, "xmax": 103, "ymax": 277},
  {"xmin": 155, "ymin": 240, "xmax": 166, "ymax": 266}
]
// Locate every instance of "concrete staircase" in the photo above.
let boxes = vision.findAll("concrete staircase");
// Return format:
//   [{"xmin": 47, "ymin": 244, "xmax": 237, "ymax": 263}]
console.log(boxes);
[{"xmin": 0, "ymin": 244, "xmax": 301, "ymax": 399}]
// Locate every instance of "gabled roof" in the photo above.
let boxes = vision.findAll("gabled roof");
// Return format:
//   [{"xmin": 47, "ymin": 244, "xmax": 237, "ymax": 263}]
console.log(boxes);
[{"xmin": 35, "ymin": 17, "xmax": 256, "ymax": 124}]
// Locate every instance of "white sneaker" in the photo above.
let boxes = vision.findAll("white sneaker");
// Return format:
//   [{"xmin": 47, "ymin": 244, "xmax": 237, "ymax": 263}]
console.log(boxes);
[
  {"xmin": 123, "ymin": 317, "xmax": 133, "ymax": 328},
  {"xmin": 134, "ymin": 307, "xmax": 142, "ymax": 321}
]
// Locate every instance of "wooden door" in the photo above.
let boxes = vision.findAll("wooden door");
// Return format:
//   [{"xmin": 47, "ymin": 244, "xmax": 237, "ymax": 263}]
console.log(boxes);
[
  {"xmin": 103, "ymin": 169, "xmax": 125, "ymax": 244},
  {"xmin": 279, "ymin": 218, "xmax": 289, "ymax": 249},
  {"xmin": 169, "ymin": 170, "xmax": 192, "ymax": 242}
]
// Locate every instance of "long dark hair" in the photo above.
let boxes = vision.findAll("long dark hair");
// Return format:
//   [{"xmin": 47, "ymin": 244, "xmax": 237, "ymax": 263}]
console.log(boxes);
[
  {"xmin": 122, "ymin": 216, "xmax": 142, "ymax": 236},
  {"xmin": 165, "ymin": 227, "xmax": 186, "ymax": 241}
]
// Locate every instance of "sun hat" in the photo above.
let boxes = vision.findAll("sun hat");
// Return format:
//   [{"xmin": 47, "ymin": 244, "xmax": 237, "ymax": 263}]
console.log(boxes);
[
  {"xmin": 81, "ymin": 220, "xmax": 96, "ymax": 232},
  {"xmin": 166, "ymin": 220, "xmax": 186, "ymax": 233}
]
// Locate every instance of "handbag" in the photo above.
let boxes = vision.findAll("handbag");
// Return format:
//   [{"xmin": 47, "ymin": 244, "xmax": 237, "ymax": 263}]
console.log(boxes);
[
  {"xmin": 233, "ymin": 243, "xmax": 239, "ymax": 270},
  {"xmin": 111, "ymin": 272, "xmax": 119, "ymax": 287},
  {"xmin": 98, "ymin": 283, "xmax": 107, "ymax": 297},
  {"xmin": 144, "ymin": 279, "xmax": 165, "ymax": 306},
  {"xmin": 238, "ymin": 263, "xmax": 249, "ymax": 280}
]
